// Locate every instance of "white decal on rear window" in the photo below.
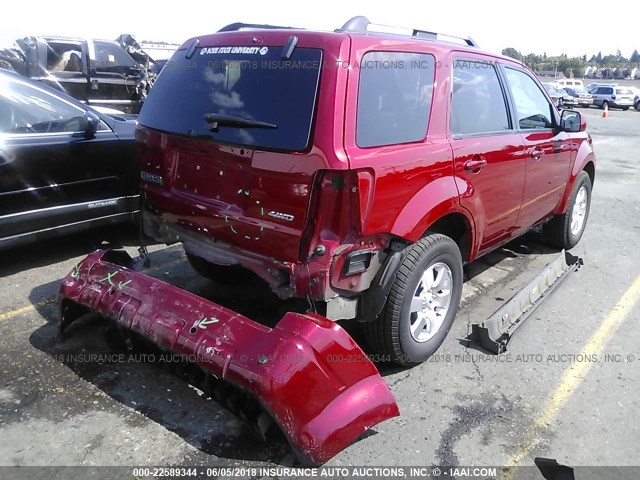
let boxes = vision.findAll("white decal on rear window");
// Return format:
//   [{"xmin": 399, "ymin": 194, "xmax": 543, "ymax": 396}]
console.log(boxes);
[{"xmin": 200, "ymin": 46, "xmax": 269, "ymax": 56}]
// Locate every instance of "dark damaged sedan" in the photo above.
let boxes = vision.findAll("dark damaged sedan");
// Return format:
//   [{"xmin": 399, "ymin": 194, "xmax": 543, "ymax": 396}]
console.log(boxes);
[{"xmin": 0, "ymin": 69, "xmax": 139, "ymax": 249}]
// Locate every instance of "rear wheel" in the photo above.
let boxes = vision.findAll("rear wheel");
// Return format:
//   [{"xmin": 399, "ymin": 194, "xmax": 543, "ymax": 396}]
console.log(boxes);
[
  {"xmin": 601, "ymin": 100, "xmax": 609, "ymax": 110},
  {"xmin": 635, "ymin": 102, "xmax": 640, "ymax": 111},
  {"xmin": 185, "ymin": 251, "xmax": 252, "ymax": 283},
  {"xmin": 365, "ymin": 234, "xmax": 463, "ymax": 366},
  {"xmin": 622, "ymin": 107, "xmax": 629, "ymax": 111},
  {"xmin": 543, "ymin": 171, "xmax": 592, "ymax": 249}
]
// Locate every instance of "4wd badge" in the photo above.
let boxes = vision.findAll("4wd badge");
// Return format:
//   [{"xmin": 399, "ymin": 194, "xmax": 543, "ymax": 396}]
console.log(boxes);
[{"xmin": 268, "ymin": 211, "xmax": 295, "ymax": 222}]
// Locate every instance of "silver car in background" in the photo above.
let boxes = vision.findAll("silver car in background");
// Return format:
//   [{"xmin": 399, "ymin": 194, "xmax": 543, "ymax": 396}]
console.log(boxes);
[{"xmin": 588, "ymin": 84, "xmax": 635, "ymax": 110}]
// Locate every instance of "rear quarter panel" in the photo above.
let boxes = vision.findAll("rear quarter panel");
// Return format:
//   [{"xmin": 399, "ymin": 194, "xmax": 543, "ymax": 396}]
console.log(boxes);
[{"xmin": 344, "ymin": 39, "xmax": 474, "ymax": 243}]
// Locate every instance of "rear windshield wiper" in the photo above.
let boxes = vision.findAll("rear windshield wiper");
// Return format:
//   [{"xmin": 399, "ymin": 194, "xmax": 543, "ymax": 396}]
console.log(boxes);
[{"xmin": 204, "ymin": 113, "xmax": 277, "ymax": 131}]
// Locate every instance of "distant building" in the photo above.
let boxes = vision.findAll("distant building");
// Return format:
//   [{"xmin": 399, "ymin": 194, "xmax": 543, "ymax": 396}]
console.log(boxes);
[{"xmin": 536, "ymin": 70, "xmax": 566, "ymax": 79}]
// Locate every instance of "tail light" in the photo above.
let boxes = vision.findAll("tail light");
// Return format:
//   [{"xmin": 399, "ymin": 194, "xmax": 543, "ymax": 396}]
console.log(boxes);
[
  {"xmin": 611, "ymin": 95, "xmax": 616, "ymax": 100},
  {"xmin": 136, "ymin": 126, "xmax": 170, "ymax": 189},
  {"xmin": 299, "ymin": 169, "xmax": 375, "ymax": 260}
]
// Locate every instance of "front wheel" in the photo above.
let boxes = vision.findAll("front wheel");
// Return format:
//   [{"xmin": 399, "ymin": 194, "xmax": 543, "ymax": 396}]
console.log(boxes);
[
  {"xmin": 543, "ymin": 171, "xmax": 592, "ymax": 249},
  {"xmin": 365, "ymin": 234, "xmax": 463, "ymax": 366}
]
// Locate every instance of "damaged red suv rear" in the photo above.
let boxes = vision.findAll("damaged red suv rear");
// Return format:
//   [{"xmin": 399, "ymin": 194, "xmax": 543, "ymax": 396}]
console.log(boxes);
[{"xmin": 60, "ymin": 16, "xmax": 595, "ymax": 464}]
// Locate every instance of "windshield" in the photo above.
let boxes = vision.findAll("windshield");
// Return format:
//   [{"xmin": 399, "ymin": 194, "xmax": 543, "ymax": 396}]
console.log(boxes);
[{"xmin": 138, "ymin": 46, "xmax": 322, "ymax": 152}]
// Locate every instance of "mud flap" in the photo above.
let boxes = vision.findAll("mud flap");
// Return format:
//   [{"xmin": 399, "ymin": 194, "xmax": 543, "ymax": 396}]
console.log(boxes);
[
  {"xmin": 471, "ymin": 250, "xmax": 583, "ymax": 354},
  {"xmin": 58, "ymin": 250, "xmax": 399, "ymax": 465}
]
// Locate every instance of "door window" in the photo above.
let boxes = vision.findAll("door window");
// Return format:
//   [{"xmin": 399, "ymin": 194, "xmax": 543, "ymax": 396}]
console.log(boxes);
[
  {"xmin": 450, "ymin": 59, "xmax": 511, "ymax": 136},
  {"xmin": 504, "ymin": 68, "xmax": 554, "ymax": 129},
  {"xmin": 0, "ymin": 77, "xmax": 90, "ymax": 134}
]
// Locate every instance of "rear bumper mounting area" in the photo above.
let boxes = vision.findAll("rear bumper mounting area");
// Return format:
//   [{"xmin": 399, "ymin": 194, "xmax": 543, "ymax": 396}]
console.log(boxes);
[{"xmin": 58, "ymin": 249, "xmax": 399, "ymax": 465}]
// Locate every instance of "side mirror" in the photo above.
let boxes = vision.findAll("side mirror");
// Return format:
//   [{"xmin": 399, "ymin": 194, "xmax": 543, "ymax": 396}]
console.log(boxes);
[
  {"xmin": 560, "ymin": 110, "xmax": 586, "ymax": 133},
  {"xmin": 81, "ymin": 110, "xmax": 100, "ymax": 139}
]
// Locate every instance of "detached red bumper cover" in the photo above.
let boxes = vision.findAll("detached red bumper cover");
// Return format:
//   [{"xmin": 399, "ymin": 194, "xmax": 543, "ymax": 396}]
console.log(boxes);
[{"xmin": 58, "ymin": 250, "xmax": 399, "ymax": 465}]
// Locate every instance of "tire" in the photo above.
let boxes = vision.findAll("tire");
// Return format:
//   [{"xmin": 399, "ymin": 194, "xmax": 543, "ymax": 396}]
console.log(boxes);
[
  {"xmin": 635, "ymin": 102, "xmax": 640, "ymax": 112},
  {"xmin": 601, "ymin": 100, "xmax": 608, "ymax": 110},
  {"xmin": 622, "ymin": 107, "xmax": 629, "ymax": 111},
  {"xmin": 543, "ymin": 171, "xmax": 592, "ymax": 249},
  {"xmin": 365, "ymin": 234, "xmax": 463, "ymax": 366},
  {"xmin": 185, "ymin": 251, "xmax": 252, "ymax": 283}
]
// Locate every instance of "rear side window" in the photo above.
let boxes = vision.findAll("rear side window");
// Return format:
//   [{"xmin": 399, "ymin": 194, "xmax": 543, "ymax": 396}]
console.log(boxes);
[
  {"xmin": 356, "ymin": 52, "xmax": 435, "ymax": 147},
  {"xmin": 450, "ymin": 60, "xmax": 510, "ymax": 136},
  {"xmin": 616, "ymin": 88, "xmax": 632, "ymax": 95},
  {"xmin": 93, "ymin": 42, "xmax": 138, "ymax": 71},
  {"xmin": 139, "ymin": 46, "xmax": 322, "ymax": 152},
  {"xmin": 504, "ymin": 67, "xmax": 554, "ymax": 129}
]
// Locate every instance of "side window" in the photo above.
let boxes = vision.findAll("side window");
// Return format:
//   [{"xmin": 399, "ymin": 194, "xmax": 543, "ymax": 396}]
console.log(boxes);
[
  {"xmin": 450, "ymin": 60, "xmax": 510, "ymax": 136},
  {"xmin": 356, "ymin": 51, "xmax": 435, "ymax": 148},
  {"xmin": 0, "ymin": 78, "xmax": 89, "ymax": 134},
  {"xmin": 504, "ymin": 67, "xmax": 554, "ymax": 130},
  {"xmin": 93, "ymin": 42, "xmax": 137, "ymax": 72}
]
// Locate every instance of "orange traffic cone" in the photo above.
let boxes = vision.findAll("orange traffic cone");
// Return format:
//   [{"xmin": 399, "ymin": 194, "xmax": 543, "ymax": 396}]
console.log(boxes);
[{"xmin": 602, "ymin": 103, "xmax": 609, "ymax": 118}]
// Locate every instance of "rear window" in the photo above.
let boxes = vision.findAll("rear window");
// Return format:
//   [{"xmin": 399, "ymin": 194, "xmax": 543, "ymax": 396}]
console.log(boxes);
[{"xmin": 139, "ymin": 46, "xmax": 322, "ymax": 152}]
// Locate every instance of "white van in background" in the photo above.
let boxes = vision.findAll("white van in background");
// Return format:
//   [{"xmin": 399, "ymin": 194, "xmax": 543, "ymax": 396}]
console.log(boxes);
[{"xmin": 554, "ymin": 79, "xmax": 585, "ymax": 89}]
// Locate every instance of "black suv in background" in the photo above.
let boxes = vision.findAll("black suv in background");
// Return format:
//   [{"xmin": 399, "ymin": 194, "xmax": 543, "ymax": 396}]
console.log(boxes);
[{"xmin": 0, "ymin": 69, "xmax": 140, "ymax": 249}]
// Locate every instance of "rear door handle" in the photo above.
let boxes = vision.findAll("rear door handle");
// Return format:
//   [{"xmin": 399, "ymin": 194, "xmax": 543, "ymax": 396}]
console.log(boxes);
[{"xmin": 464, "ymin": 158, "xmax": 487, "ymax": 172}]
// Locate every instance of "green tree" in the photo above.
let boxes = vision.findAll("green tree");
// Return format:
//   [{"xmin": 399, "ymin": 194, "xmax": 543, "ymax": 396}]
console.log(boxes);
[
  {"xmin": 501, "ymin": 48, "xmax": 522, "ymax": 61},
  {"xmin": 630, "ymin": 49, "xmax": 640, "ymax": 65}
]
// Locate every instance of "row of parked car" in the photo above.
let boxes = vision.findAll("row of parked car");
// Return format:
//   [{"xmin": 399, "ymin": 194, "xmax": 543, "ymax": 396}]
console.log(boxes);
[{"xmin": 543, "ymin": 79, "xmax": 640, "ymax": 111}]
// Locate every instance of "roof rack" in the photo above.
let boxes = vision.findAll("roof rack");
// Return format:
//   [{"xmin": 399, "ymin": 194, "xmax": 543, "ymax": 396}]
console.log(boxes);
[
  {"xmin": 218, "ymin": 22, "xmax": 300, "ymax": 33},
  {"xmin": 337, "ymin": 16, "xmax": 478, "ymax": 48}
]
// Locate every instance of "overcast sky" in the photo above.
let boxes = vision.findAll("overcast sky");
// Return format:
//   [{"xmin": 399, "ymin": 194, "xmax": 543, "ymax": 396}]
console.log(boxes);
[{"xmin": 2, "ymin": 0, "xmax": 637, "ymax": 58}]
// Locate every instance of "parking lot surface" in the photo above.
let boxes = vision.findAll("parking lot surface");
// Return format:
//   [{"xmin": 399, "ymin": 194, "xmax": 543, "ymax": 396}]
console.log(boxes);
[{"xmin": 0, "ymin": 107, "xmax": 639, "ymax": 478}]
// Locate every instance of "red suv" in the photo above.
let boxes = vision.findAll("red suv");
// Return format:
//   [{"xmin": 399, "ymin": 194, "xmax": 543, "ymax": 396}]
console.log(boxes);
[{"xmin": 137, "ymin": 17, "xmax": 595, "ymax": 366}]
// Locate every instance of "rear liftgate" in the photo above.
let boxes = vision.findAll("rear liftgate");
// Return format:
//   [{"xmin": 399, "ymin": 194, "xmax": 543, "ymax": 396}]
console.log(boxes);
[
  {"xmin": 59, "ymin": 250, "xmax": 399, "ymax": 466},
  {"xmin": 472, "ymin": 251, "xmax": 583, "ymax": 354}
]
